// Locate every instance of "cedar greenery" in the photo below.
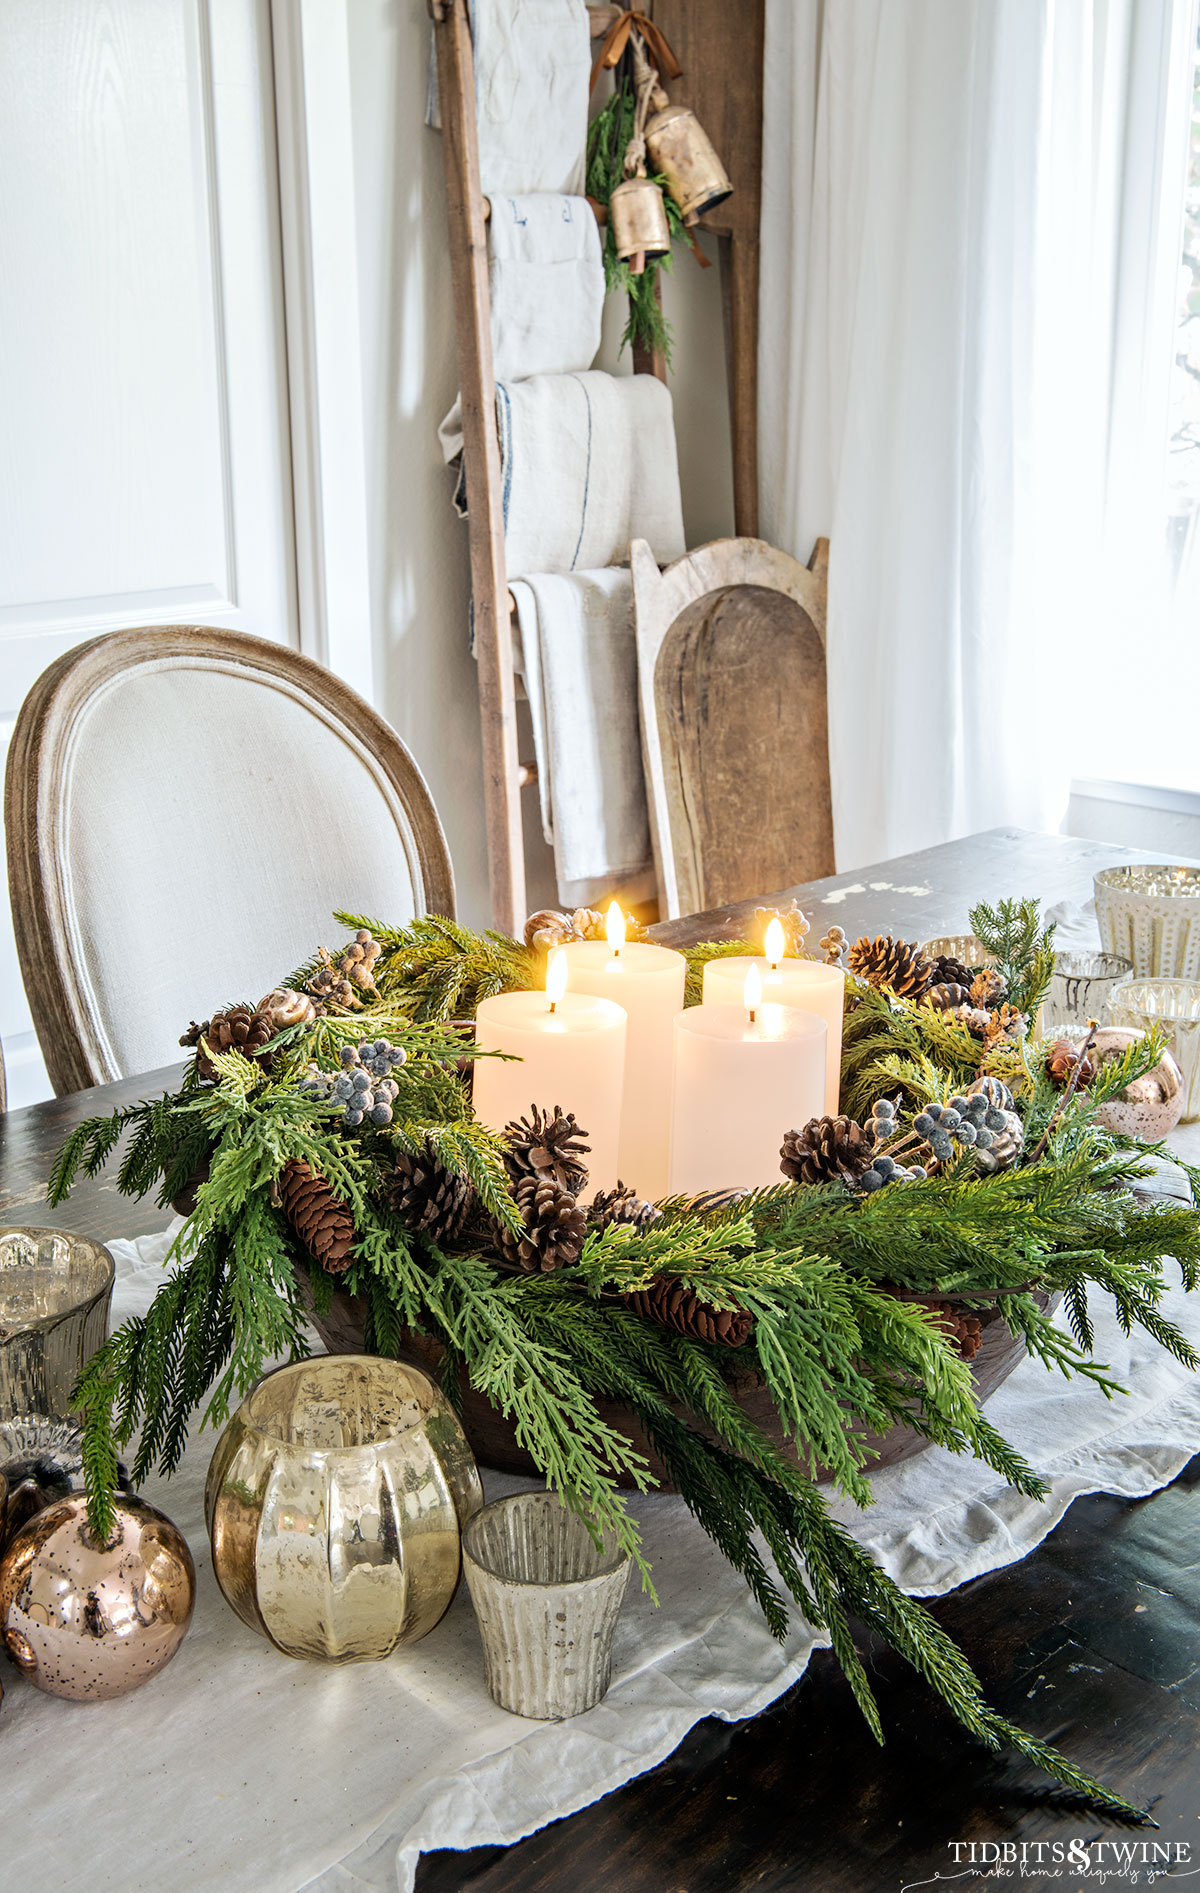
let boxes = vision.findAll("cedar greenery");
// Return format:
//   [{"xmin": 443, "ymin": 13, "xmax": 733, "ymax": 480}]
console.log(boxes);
[
  {"xmin": 52, "ymin": 895, "xmax": 1200, "ymax": 1824},
  {"xmin": 584, "ymin": 81, "xmax": 686, "ymax": 360}
]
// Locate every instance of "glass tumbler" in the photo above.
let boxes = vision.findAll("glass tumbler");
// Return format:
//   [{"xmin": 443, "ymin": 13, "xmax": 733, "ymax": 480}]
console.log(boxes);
[
  {"xmin": 1044, "ymin": 952, "xmax": 1134, "ymax": 1032},
  {"xmin": 463, "ymin": 1491, "xmax": 632, "ymax": 1720},
  {"xmin": 0, "ymin": 1229, "xmax": 115, "ymax": 1422}
]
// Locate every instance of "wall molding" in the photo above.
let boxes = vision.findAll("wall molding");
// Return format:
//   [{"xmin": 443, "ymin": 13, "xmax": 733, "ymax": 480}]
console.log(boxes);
[
  {"xmin": 271, "ymin": 0, "xmax": 374, "ymax": 701},
  {"xmin": 1071, "ymin": 777, "xmax": 1200, "ymax": 819}
]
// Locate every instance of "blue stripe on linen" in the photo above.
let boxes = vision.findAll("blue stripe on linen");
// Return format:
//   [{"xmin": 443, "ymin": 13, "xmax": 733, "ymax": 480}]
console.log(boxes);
[{"xmin": 567, "ymin": 373, "xmax": 593, "ymax": 571}]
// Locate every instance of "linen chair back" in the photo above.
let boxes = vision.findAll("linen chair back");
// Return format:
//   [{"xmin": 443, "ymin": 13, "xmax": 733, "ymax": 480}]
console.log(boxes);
[
  {"xmin": 6, "ymin": 627, "xmax": 455, "ymax": 1094},
  {"xmin": 631, "ymin": 537, "xmax": 833, "ymax": 920}
]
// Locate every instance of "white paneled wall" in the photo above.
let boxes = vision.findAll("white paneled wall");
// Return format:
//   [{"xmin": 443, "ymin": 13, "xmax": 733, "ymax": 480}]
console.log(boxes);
[{"xmin": 0, "ymin": 0, "xmax": 297, "ymax": 1108}]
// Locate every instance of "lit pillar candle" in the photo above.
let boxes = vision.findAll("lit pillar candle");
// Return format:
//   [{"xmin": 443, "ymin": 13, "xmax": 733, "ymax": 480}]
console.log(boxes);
[
  {"xmin": 561, "ymin": 904, "xmax": 687, "ymax": 1199},
  {"xmin": 701, "ymin": 921, "xmax": 844, "ymax": 1112},
  {"xmin": 472, "ymin": 949, "xmax": 627, "ymax": 1192},
  {"xmin": 669, "ymin": 967, "xmax": 826, "ymax": 1193}
]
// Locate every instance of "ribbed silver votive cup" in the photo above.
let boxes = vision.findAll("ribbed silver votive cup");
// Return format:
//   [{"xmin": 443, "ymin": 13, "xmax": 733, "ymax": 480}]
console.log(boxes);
[
  {"xmin": 0, "ymin": 1229, "xmax": 114, "ymax": 1422},
  {"xmin": 1044, "ymin": 951, "xmax": 1134, "ymax": 1031},
  {"xmin": 462, "ymin": 1491, "xmax": 631, "ymax": 1720}
]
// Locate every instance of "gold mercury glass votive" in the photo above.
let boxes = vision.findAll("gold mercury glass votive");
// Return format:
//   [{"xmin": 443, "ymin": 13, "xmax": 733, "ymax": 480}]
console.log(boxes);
[
  {"xmin": 0, "ymin": 1229, "xmax": 115, "ymax": 1423},
  {"xmin": 1106, "ymin": 979, "xmax": 1200, "ymax": 1123},
  {"xmin": 205, "ymin": 1355, "xmax": 483, "ymax": 1661}
]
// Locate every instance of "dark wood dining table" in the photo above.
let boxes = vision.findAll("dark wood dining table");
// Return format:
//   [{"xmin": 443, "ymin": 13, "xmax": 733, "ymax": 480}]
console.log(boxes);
[{"xmin": 4, "ymin": 827, "xmax": 1198, "ymax": 1892}]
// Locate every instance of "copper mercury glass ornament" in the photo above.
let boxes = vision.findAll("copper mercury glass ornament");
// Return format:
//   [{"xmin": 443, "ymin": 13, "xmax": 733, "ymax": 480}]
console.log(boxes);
[{"xmin": 0, "ymin": 1492, "xmax": 195, "ymax": 1701}]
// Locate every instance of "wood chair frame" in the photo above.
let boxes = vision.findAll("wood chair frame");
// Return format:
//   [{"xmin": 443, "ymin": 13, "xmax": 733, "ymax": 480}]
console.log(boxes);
[{"xmin": 6, "ymin": 625, "xmax": 455, "ymax": 1095}]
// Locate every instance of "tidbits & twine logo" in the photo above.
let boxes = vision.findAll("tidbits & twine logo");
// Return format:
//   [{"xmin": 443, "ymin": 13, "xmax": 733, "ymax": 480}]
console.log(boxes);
[{"xmin": 900, "ymin": 1838, "xmax": 1195, "ymax": 1888}]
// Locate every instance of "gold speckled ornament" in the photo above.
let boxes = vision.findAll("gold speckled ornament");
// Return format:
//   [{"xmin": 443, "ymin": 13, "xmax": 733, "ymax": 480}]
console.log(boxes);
[{"xmin": 0, "ymin": 1493, "xmax": 195, "ymax": 1701}]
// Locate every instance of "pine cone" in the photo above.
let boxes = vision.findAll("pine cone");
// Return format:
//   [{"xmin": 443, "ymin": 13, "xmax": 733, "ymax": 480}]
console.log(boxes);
[
  {"xmin": 386, "ymin": 1138, "xmax": 473, "ymax": 1244},
  {"xmin": 969, "ymin": 967, "xmax": 1008, "ymax": 1009},
  {"xmin": 913, "ymin": 1297, "xmax": 984, "ymax": 1361},
  {"xmin": 983, "ymin": 1003, "xmax": 1028, "ymax": 1047},
  {"xmin": 781, "ymin": 1115, "xmax": 875, "ymax": 1186},
  {"xmin": 258, "ymin": 987, "xmax": 317, "ymax": 1030},
  {"xmin": 499, "ymin": 1175, "xmax": 587, "ymax": 1272},
  {"xmin": 278, "ymin": 1158, "xmax": 356, "ymax": 1273},
  {"xmin": 930, "ymin": 952, "xmax": 976, "ymax": 989},
  {"xmin": 926, "ymin": 981, "xmax": 973, "ymax": 1010},
  {"xmin": 624, "ymin": 1277, "xmax": 752, "ymax": 1348},
  {"xmin": 953, "ymin": 1004, "xmax": 994, "ymax": 1039},
  {"xmin": 502, "ymin": 1105, "xmax": 590, "ymax": 1196},
  {"xmin": 589, "ymin": 1181, "xmax": 662, "ymax": 1232},
  {"xmin": 846, "ymin": 935, "xmax": 933, "ymax": 1000},
  {"xmin": 181, "ymin": 1004, "xmax": 277, "ymax": 1081},
  {"xmin": 1044, "ymin": 1037, "xmax": 1097, "ymax": 1090}
]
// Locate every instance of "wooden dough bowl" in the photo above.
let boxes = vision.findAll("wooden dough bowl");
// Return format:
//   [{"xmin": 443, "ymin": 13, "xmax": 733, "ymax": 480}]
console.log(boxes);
[{"xmin": 303, "ymin": 1282, "xmax": 1056, "ymax": 1489}]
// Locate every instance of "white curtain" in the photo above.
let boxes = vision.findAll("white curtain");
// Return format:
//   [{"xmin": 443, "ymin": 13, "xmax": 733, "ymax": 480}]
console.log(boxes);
[{"xmin": 760, "ymin": 0, "xmax": 1195, "ymax": 872}]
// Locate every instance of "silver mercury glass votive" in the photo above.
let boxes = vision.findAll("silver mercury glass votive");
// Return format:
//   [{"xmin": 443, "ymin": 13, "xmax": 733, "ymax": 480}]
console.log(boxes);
[
  {"xmin": 0, "ymin": 1229, "xmax": 115, "ymax": 1422},
  {"xmin": 462, "ymin": 1491, "xmax": 632, "ymax": 1720},
  {"xmin": 1044, "ymin": 951, "xmax": 1134, "ymax": 1033}
]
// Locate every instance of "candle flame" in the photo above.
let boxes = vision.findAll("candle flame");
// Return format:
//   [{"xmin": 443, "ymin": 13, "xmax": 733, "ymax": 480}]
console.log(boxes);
[
  {"xmin": 546, "ymin": 947, "xmax": 568, "ymax": 1010},
  {"xmin": 764, "ymin": 917, "xmax": 786, "ymax": 966},
  {"xmin": 744, "ymin": 964, "xmax": 763, "ymax": 1019},
  {"xmin": 606, "ymin": 901, "xmax": 626, "ymax": 952}
]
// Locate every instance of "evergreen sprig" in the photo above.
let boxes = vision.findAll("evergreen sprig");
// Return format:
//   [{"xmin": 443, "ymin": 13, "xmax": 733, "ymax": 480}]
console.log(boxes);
[{"xmin": 51, "ymin": 897, "xmax": 1200, "ymax": 1821}]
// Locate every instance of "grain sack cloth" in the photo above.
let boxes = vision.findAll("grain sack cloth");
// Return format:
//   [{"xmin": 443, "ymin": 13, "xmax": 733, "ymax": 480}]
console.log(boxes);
[
  {"xmin": 497, "ymin": 371, "xmax": 686, "ymax": 577},
  {"xmin": 510, "ymin": 568, "xmax": 652, "ymax": 903},
  {"xmin": 437, "ymin": 193, "xmax": 605, "ymax": 463},
  {"xmin": 427, "ymin": 0, "xmax": 590, "ymax": 197}
]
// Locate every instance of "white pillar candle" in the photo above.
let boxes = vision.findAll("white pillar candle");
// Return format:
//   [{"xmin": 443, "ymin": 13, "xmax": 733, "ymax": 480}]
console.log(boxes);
[
  {"xmin": 472, "ymin": 951, "xmax": 627, "ymax": 1193},
  {"xmin": 669, "ymin": 973, "xmax": 827, "ymax": 1194},
  {"xmin": 562, "ymin": 907, "xmax": 686, "ymax": 1199},
  {"xmin": 702, "ymin": 930, "xmax": 844, "ymax": 1113}
]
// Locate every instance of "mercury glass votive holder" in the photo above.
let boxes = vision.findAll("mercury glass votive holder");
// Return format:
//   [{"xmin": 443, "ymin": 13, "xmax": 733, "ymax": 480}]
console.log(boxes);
[
  {"xmin": 919, "ymin": 934, "xmax": 995, "ymax": 969},
  {"xmin": 1106, "ymin": 978, "xmax": 1200, "ymax": 1123},
  {"xmin": 1043, "ymin": 951, "xmax": 1134, "ymax": 1032},
  {"xmin": 0, "ymin": 1229, "xmax": 115, "ymax": 1423},
  {"xmin": 205, "ymin": 1355, "xmax": 483, "ymax": 1661},
  {"xmin": 1094, "ymin": 865, "xmax": 1200, "ymax": 978},
  {"xmin": 462, "ymin": 1491, "xmax": 632, "ymax": 1720}
]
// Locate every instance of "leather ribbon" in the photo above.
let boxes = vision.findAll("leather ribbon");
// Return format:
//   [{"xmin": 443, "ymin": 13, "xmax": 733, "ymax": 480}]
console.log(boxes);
[{"xmin": 589, "ymin": 10, "xmax": 683, "ymax": 93}]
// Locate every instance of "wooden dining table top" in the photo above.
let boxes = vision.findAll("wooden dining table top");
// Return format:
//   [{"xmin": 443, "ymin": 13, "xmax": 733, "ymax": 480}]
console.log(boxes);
[{"xmin": 3, "ymin": 825, "xmax": 1199, "ymax": 1891}]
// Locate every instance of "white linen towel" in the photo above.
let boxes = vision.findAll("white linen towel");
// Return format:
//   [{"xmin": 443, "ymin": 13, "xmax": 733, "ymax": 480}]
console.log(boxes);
[
  {"xmin": 428, "ymin": 0, "xmax": 591, "ymax": 193},
  {"xmin": 437, "ymin": 192, "xmax": 605, "ymax": 463},
  {"xmin": 499, "ymin": 370, "xmax": 686, "ymax": 577},
  {"xmin": 510, "ymin": 567, "xmax": 653, "ymax": 903}
]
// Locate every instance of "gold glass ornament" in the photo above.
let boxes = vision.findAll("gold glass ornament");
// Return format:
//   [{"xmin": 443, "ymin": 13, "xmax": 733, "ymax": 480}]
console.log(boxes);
[
  {"xmin": 205, "ymin": 1355, "xmax": 483, "ymax": 1662},
  {"xmin": 644, "ymin": 92, "xmax": 732, "ymax": 224},
  {"xmin": 0, "ymin": 1227, "xmax": 114, "ymax": 1422},
  {"xmin": 609, "ymin": 175, "xmax": 671, "ymax": 270},
  {"xmin": 0, "ymin": 1492, "xmax": 195, "ymax": 1700}
]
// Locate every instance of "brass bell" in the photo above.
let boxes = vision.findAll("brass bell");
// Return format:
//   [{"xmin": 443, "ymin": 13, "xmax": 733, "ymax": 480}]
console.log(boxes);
[
  {"xmin": 609, "ymin": 174, "xmax": 672, "ymax": 274},
  {"xmin": 645, "ymin": 89, "xmax": 732, "ymax": 225}
]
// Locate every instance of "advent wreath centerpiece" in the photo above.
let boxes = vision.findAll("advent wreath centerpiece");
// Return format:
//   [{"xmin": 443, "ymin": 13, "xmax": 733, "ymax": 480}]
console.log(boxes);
[{"xmin": 51, "ymin": 896, "xmax": 1200, "ymax": 1820}]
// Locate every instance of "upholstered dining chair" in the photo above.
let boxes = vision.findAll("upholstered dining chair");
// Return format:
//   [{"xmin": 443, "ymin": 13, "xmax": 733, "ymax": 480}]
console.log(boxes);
[{"xmin": 5, "ymin": 627, "xmax": 455, "ymax": 1095}]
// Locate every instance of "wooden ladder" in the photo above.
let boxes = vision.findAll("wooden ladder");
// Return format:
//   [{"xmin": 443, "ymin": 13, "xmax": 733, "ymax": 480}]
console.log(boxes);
[{"xmin": 430, "ymin": 0, "xmax": 763, "ymax": 932}]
